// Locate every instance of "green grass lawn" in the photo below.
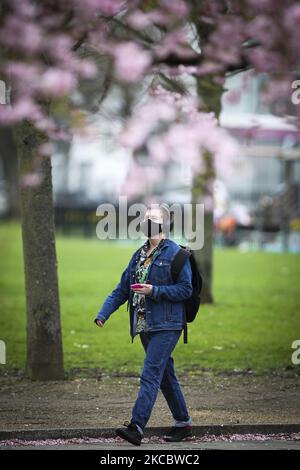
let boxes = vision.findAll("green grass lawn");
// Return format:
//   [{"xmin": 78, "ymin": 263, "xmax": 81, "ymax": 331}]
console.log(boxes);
[{"xmin": 0, "ymin": 222, "xmax": 300, "ymax": 375}]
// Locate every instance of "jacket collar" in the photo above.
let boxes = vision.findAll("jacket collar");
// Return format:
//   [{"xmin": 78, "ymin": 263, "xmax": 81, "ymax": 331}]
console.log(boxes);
[
  {"xmin": 147, "ymin": 236, "xmax": 173, "ymax": 253},
  {"xmin": 160, "ymin": 237, "xmax": 172, "ymax": 250},
  {"xmin": 136, "ymin": 236, "xmax": 172, "ymax": 258}
]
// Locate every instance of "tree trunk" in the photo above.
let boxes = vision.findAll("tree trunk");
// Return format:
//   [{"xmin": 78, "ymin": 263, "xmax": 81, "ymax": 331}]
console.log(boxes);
[
  {"xmin": 192, "ymin": 76, "xmax": 224, "ymax": 303},
  {"xmin": 15, "ymin": 121, "xmax": 64, "ymax": 380},
  {"xmin": 0, "ymin": 126, "xmax": 20, "ymax": 218}
]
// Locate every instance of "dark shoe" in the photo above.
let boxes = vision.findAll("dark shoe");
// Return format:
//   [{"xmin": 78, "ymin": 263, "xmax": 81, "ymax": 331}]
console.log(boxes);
[
  {"xmin": 163, "ymin": 425, "xmax": 193, "ymax": 442},
  {"xmin": 116, "ymin": 421, "xmax": 143, "ymax": 446}
]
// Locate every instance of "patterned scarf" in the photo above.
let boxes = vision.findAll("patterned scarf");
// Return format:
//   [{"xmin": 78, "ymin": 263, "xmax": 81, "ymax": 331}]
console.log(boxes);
[{"xmin": 133, "ymin": 237, "xmax": 165, "ymax": 334}]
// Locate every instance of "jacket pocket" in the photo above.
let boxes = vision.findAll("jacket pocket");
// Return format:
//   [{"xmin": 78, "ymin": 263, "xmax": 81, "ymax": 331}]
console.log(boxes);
[
  {"xmin": 146, "ymin": 299, "xmax": 168, "ymax": 326},
  {"xmin": 166, "ymin": 302, "xmax": 183, "ymax": 322},
  {"xmin": 149, "ymin": 258, "xmax": 171, "ymax": 284}
]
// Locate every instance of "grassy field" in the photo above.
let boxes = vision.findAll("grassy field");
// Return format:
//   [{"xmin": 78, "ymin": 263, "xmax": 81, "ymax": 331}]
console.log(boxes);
[{"xmin": 0, "ymin": 222, "xmax": 300, "ymax": 375}]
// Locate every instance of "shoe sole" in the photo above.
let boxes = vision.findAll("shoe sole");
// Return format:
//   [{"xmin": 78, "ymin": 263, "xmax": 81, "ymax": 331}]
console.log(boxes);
[{"xmin": 116, "ymin": 429, "xmax": 141, "ymax": 446}]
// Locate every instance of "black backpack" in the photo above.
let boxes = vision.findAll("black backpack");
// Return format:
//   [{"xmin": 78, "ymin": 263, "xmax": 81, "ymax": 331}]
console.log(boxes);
[{"xmin": 171, "ymin": 245, "xmax": 203, "ymax": 344}]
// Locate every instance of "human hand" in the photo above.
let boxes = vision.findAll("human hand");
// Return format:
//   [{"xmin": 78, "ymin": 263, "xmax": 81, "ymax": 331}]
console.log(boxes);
[{"xmin": 131, "ymin": 283, "xmax": 153, "ymax": 296}]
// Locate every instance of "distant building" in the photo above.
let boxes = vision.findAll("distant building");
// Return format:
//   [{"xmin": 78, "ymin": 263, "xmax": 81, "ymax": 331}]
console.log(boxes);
[
  {"xmin": 220, "ymin": 72, "xmax": 300, "ymax": 218},
  {"xmin": 51, "ymin": 72, "xmax": 300, "ymax": 242}
]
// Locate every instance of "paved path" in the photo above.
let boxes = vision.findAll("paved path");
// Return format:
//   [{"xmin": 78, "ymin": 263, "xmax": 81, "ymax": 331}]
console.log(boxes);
[
  {"xmin": 1, "ymin": 440, "xmax": 300, "ymax": 450},
  {"xmin": 1, "ymin": 372, "xmax": 299, "ymax": 430}
]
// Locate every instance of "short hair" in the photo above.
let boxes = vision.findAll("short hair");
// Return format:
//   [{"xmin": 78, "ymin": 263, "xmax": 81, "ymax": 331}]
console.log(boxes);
[{"xmin": 145, "ymin": 203, "xmax": 173, "ymax": 232}]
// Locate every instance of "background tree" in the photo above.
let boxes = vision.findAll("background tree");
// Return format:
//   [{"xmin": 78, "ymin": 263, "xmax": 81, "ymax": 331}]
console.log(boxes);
[
  {"xmin": 0, "ymin": 0, "xmax": 299, "ymax": 379},
  {"xmin": 0, "ymin": 126, "xmax": 20, "ymax": 218}
]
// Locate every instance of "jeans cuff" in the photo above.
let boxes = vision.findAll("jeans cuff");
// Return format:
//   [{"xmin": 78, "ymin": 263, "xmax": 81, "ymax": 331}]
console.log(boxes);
[
  {"xmin": 135, "ymin": 423, "xmax": 144, "ymax": 436},
  {"xmin": 174, "ymin": 417, "xmax": 192, "ymax": 427}
]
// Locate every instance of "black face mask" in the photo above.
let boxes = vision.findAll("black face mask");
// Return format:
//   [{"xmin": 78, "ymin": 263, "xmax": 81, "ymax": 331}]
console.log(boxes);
[{"xmin": 140, "ymin": 219, "xmax": 163, "ymax": 238}]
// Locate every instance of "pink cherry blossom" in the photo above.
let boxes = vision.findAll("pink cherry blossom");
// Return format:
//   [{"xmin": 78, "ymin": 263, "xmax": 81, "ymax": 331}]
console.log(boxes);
[
  {"xmin": 74, "ymin": 0, "xmax": 122, "ymax": 15},
  {"xmin": 20, "ymin": 172, "xmax": 43, "ymax": 188},
  {"xmin": 161, "ymin": 0, "xmax": 190, "ymax": 17},
  {"xmin": 0, "ymin": 99, "xmax": 41, "ymax": 124},
  {"xmin": 246, "ymin": 0, "xmax": 279, "ymax": 11},
  {"xmin": 127, "ymin": 11, "xmax": 152, "ymax": 29},
  {"xmin": 147, "ymin": 136, "xmax": 170, "ymax": 164},
  {"xmin": 246, "ymin": 15, "xmax": 280, "ymax": 48},
  {"xmin": 38, "ymin": 68, "xmax": 77, "ymax": 98},
  {"xmin": 0, "ymin": 16, "xmax": 41, "ymax": 53},
  {"xmin": 119, "ymin": 87, "xmax": 239, "ymax": 198},
  {"xmin": 223, "ymin": 89, "xmax": 242, "ymax": 105},
  {"xmin": 113, "ymin": 43, "xmax": 152, "ymax": 83},
  {"xmin": 154, "ymin": 29, "xmax": 196, "ymax": 60},
  {"xmin": 284, "ymin": 4, "xmax": 300, "ymax": 30},
  {"xmin": 0, "ymin": 0, "xmax": 299, "ymax": 145}
]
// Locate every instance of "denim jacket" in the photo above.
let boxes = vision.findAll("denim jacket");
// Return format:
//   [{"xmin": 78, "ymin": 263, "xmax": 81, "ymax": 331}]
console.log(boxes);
[{"xmin": 95, "ymin": 238, "xmax": 193, "ymax": 342}]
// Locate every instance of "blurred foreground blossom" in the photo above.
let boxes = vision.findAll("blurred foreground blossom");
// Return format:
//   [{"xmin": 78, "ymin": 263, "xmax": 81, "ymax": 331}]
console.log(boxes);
[
  {"xmin": 38, "ymin": 68, "xmax": 77, "ymax": 98},
  {"xmin": 113, "ymin": 43, "xmax": 152, "ymax": 83},
  {"xmin": 119, "ymin": 86, "xmax": 239, "ymax": 198},
  {"xmin": 20, "ymin": 172, "xmax": 43, "ymax": 188},
  {"xmin": 0, "ymin": 0, "xmax": 299, "ymax": 149}
]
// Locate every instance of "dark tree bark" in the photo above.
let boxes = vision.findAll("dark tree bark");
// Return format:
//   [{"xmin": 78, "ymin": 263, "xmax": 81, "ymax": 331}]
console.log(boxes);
[
  {"xmin": 0, "ymin": 126, "xmax": 20, "ymax": 218},
  {"xmin": 192, "ymin": 76, "xmax": 224, "ymax": 304},
  {"xmin": 191, "ymin": 148, "xmax": 216, "ymax": 304},
  {"xmin": 188, "ymin": 7, "xmax": 227, "ymax": 304},
  {"xmin": 15, "ymin": 120, "xmax": 64, "ymax": 381}
]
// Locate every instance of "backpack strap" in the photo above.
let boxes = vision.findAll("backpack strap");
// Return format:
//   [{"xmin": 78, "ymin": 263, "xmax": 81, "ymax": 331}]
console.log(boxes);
[
  {"xmin": 183, "ymin": 320, "xmax": 188, "ymax": 344},
  {"xmin": 171, "ymin": 247, "xmax": 191, "ymax": 344},
  {"xmin": 171, "ymin": 247, "xmax": 191, "ymax": 283}
]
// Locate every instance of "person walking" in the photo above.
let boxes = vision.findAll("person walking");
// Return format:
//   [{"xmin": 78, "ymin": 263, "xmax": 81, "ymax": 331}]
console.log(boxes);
[{"xmin": 94, "ymin": 205, "xmax": 193, "ymax": 446}]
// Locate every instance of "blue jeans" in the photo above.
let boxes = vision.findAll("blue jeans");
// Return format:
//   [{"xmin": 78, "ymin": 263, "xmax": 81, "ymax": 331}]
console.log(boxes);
[{"xmin": 131, "ymin": 330, "xmax": 192, "ymax": 435}]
